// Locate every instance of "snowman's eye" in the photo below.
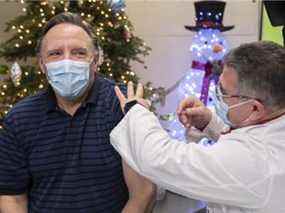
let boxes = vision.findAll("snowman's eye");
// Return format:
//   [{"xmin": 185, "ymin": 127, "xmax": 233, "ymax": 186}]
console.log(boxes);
[
  {"xmin": 219, "ymin": 41, "xmax": 223, "ymax": 45},
  {"xmin": 204, "ymin": 41, "xmax": 208, "ymax": 44}
]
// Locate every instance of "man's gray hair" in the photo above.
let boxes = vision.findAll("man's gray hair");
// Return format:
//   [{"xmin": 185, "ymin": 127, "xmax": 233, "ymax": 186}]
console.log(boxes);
[
  {"xmin": 36, "ymin": 12, "xmax": 99, "ymax": 59},
  {"xmin": 224, "ymin": 41, "xmax": 285, "ymax": 109}
]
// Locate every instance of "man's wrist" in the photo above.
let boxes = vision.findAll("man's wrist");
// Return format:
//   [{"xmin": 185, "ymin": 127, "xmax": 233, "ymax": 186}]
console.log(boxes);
[
  {"xmin": 124, "ymin": 99, "xmax": 151, "ymax": 114},
  {"xmin": 195, "ymin": 108, "xmax": 212, "ymax": 131},
  {"xmin": 123, "ymin": 188, "xmax": 156, "ymax": 213},
  {"xmin": 124, "ymin": 100, "xmax": 138, "ymax": 114},
  {"xmin": 122, "ymin": 199, "xmax": 150, "ymax": 213},
  {"xmin": 202, "ymin": 111, "xmax": 225, "ymax": 141}
]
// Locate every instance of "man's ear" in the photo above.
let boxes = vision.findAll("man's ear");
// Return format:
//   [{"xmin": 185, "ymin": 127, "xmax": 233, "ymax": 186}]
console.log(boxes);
[
  {"xmin": 38, "ymin": 56, "xmax": 46, "ymax": 74},
  {"xmin": 90, "ymin": 52, "xmax": 99, "ymax": 72},
  {"xmin": 90, "ymin": 59, "xmax": 98, "ymax": 74},
  {"xmin": 248, "ymin": 100, "xmax": 266, "ymax": 122}
]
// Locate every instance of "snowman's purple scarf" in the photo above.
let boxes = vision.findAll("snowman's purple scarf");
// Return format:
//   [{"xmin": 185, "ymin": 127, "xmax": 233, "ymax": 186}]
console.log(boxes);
[{"xmin": 191, "ymin": 60, "xmax": 220, "ymax": 105}]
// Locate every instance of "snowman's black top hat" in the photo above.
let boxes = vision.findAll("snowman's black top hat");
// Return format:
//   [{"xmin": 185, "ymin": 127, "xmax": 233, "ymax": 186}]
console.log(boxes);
[{"xmin": 185, "ymin": 0, "xmax": 234, "ymax": 32}]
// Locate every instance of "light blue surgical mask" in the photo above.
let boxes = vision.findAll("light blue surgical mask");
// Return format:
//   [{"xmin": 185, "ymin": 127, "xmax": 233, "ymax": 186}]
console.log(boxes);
[
  {"xmin": 46, "ymin": 59, "xmax": 91, "ymax": 101},
  {"xmin": 212, "ymin": 85, "xmax": 253, "ymax": 127},
  {"xmin": 212, "ymin": 86, "xmax": 233, "ymax": 126}
]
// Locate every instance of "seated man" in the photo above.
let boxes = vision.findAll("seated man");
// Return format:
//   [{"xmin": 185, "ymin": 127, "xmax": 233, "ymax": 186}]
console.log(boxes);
[
  {"xmin": 111, "ymin": 41, "xmax": 285, "ymax": 213},
  {"xmin": 0, "ymin": 12, "xmax": 155, "ymax": 213}
]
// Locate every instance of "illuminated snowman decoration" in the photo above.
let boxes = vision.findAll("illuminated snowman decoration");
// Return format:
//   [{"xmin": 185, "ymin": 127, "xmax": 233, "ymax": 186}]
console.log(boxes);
[
  {"xmin": 168, "ymin": 0, "xmax": 234, "ymax": 140},
  {"xmin": 178, "ymin": 28, "xmax": 228, "ymax": 105}
]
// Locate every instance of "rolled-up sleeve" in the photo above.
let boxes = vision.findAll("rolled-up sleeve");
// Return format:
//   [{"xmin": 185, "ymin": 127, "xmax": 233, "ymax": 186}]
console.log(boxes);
[
  {"xmin": 110, "ymin": 104, "xmax": 270, "ymax": 209},
  {"xmin": 0, "ymin": 118, "xmax": 29, "ymax": 195}
]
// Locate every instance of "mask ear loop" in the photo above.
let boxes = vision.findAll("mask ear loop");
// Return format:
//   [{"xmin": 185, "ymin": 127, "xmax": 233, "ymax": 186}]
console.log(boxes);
[
  {"xmin": 90, "ymin": 45, "xmax": 103, "ymax": 81},
  {"xmin": 39, "ymin": 56, "xmax": 47, "ymax": 72},
  {"xmin": 88, "ymin": 44, "xmax": 103, "ymax": 72},
  {"xmin": 40, "ymin": 57, "xmax": 53, "ymax": 84},
  {"xmin": 228, "ymin": 99, "xmax": 255, "ymax": 110}
]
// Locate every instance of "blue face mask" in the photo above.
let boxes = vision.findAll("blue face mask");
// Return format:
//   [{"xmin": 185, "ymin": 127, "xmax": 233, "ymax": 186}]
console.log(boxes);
[
  {"xmin": 212, "ymin": 85, "xmax": 253, "ymax": 127},
  {"xmin": 212, "ymin": 86, "xmax": 233, "ymax": 126},
  {"xmin": 46, "ymin": 59, "xmax": 91, "ymax": 101}
]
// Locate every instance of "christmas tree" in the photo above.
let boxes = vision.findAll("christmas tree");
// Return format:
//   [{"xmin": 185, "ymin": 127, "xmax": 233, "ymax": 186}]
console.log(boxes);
[{"xmin": 0, "ymin": 0, "xmax": 156, "ymax": 126}]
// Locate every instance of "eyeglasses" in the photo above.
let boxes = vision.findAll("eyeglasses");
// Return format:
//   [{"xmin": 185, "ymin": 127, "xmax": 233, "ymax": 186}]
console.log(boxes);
[{"xmin": 215, "ymin": 84, "xmax": 262, "ymax": 103}]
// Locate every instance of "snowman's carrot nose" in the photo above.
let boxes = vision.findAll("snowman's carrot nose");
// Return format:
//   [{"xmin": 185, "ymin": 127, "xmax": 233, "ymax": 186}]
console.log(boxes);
[{"xmin": 213, "ymin": 44, "xmax": 223, "ymax": 53}]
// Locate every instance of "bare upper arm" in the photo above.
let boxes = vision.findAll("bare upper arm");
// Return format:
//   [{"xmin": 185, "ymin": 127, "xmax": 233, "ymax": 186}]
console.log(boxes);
[{"xmin": 0, "ymin": 194, "xmax": 28, "ymax": 213}]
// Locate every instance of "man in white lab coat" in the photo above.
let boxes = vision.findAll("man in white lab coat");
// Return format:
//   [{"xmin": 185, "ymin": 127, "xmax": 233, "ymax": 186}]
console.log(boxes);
[{"xmin": 110, "ymin": 41, "xmax": 285, "ymax": 213}]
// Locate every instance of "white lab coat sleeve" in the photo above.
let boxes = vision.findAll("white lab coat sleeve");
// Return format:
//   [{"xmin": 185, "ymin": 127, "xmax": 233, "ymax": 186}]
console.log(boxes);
[
  {"xmin": 110, "ymin": 104, "xmax": 270, "ymax": 209},
  {"xmin": 186, "ymin": 110, "xmax": 228, "ymax": 143}
]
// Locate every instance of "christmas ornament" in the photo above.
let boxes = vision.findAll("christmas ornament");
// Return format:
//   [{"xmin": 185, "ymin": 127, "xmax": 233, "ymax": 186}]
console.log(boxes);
[
  {"xmin": 10, "ymin": 62, "xmax": 22, "ymax": 86},
  {"xmin": 123, "ymin": 25, "xmax": 132, "ymax": 42}
]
